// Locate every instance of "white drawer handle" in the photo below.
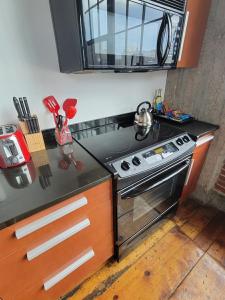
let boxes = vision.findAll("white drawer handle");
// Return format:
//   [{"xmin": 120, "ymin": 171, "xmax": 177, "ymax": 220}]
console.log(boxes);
[
  {"xmin": 44, "ymin": 248, "xmax": 95, "ymax": 291},
  {"xmin": 196, "ymin": 135, "xmax": 214, "ymax": 147},
  {"xmin": 15, "ymin": 197, "xmax": 88, "ymax": 239},
  {"xmin": 26, "ymin": 218, "xmax": 90, "ymax": 261},
  {"xmin": 184, "ymin": 159, "xmax": 195, "ymax": 186}
]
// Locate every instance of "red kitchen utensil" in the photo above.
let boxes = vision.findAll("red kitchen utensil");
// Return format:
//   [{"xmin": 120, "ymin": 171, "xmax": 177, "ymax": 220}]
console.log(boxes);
[
  {"xmin": 43, "ymin": 96, "xmax": 60, "ymax": 116},
  {"xmin": 62, "ymin": 98, "xmax": 77, "ymax": 111},
  {"xmin": 65, "ymin": 106, "xmax": 77, "ymax": 119}
]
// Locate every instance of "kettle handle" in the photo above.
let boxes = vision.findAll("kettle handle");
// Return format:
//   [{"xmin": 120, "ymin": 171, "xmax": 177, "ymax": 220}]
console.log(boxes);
[{"xmin": 137, "ymin": 101, "xmax": 151, "ymax": 115}]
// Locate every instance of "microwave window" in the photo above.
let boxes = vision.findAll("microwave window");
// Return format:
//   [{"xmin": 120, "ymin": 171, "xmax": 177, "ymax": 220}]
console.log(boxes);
[{"xmin": 81, "ymin": 0, "xmax": 180, "ymax": 68}]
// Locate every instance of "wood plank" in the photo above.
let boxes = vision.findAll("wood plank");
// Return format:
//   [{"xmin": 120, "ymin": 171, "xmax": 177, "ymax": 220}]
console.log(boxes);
[
  {"xmin": 170, "ymin": 254, "xmax": 225, "ymax": 300},
  {"xmin": 95, "ymin": 228, "xmax": 203, "ymax": 300},
  {"xmin": 172, "ymin": 199, "xmax": 200, "ymax": 227},
  {"xmin": 180, "ymin": 206, "xmax": 218, "ymax": 240},
  {"xmin": 194, "ymin": 211, "xmax": 225, "ymax": 251},
  {"xmin": 207, "ymin": 220, "xmax": 225, "ymax": 267},
  {"xmin": 68, "ymin": 220, "xmax": 175, "ymax": 300}
]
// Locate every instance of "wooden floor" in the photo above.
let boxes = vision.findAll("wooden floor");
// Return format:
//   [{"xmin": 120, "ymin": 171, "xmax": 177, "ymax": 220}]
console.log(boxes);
[{"xmin": 67, "ymin": 199, "xmax": 225, "ymax": 300}]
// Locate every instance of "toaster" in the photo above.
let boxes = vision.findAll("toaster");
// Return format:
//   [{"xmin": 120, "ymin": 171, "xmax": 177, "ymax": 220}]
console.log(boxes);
[{"xmin": 0, "ymin": 125, "xmax": 31, "ymax": 168}]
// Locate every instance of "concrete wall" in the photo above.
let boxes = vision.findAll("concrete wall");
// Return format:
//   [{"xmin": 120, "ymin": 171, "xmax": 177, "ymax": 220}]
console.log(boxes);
[
  {"xmin": 0, "ymin": 0, "xmax": 167, "ymax": 130},
  {"xmin": 165, "ymin": 0, "xmax": 225, "ymax": 202}
]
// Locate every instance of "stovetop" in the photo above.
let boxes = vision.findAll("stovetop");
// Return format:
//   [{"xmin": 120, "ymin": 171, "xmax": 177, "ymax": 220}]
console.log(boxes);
[{"xmin": 73, "ymin": 121, "xmax": 188, "ymax": 164}]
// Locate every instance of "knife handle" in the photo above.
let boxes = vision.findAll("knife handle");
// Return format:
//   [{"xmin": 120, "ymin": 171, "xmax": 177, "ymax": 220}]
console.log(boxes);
[
  {"xmin": 19, "ymin": 98, "xmax": 26, "ymax": 118},
  {"xmin": 13, "ymin": 97, "xmax": 23, "ymax": 120},
  {"xmin": 33, "ymin": 116, "xmax": 40, "ymax": 133},
  {"xmin": 25, "ymin": 119, "xmax": 32, "ymax": 134},
  {"xmin": 23, "ymin": 97, "xmax": 31, "ymax": 116}
]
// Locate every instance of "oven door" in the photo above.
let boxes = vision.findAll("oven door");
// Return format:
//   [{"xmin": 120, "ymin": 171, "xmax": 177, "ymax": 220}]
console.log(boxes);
[
  {"xmin": 117, "ymin": 158, "xmax": 191, "ymax": 251},
  {"xmin": 79, "ymin": 0, "xmax": 183, "ymax": 70}
]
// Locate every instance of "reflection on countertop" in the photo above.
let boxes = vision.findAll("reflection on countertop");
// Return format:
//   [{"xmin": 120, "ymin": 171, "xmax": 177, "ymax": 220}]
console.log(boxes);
[{"xmin": 0, "ymin": 141, "xmax": 111, "ymax": 229}]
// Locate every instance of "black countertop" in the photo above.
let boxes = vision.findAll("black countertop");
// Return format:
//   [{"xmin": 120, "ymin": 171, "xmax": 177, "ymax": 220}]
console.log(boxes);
[
  {"xmin": 156, "ymin": 118, "xmax": 219, "ymax": 141},
  {"xmin": 0, "ymin": 140, "xmax": 111, "ymax": 229},
  {"xmin": 70, "ymin": 112, "xmax": 219, "ymax": 142}
]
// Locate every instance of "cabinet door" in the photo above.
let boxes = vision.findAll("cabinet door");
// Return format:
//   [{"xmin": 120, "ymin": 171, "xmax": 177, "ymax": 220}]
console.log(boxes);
[
  {"xmin": 181, "ymin": 135, "xmax": 214, "ymax": 200},
  {"xmin": 177, "ymin": 0, "xmax": 211, "ymax": 68}
]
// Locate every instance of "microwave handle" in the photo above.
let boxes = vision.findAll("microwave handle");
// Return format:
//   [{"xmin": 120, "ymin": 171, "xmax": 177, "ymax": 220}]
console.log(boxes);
[
  {"xmin": 161, "ymin": 14, "xmax": 172, "ymax": 65},
  {"xmin": 122, "ymin": 161, "xmax": 190, "ymax": 200},
  {"xmin": 157, "ymin": 14, "xmax": 166, "ymax": 65}
]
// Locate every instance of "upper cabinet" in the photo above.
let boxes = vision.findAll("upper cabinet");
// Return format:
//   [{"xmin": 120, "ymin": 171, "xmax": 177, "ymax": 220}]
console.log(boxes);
[
  {"xmin": 177, "ymin": 0, "xmax": 212, "ymax": 68},
  {"xmin": 50, "ymin": 0, "xmax": 186, "ymax": 73}
]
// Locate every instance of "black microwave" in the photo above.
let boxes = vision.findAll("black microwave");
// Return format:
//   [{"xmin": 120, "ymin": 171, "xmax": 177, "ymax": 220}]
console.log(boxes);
[{"xmin": 50, "ymin": 0, "xmax": 186, "ymax": 73}]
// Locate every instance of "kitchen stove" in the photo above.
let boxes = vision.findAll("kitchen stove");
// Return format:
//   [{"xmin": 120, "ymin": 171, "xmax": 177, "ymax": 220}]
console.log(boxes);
[{"xmin": 73, "ymin": 119, "xmax": 195, "ymax": 259}]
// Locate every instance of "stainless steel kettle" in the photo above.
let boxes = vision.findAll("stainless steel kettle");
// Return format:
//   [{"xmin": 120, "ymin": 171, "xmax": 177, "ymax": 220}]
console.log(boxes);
[{"xmin": 135, "ymin": 101, "xmax": 153, "ymax": 127}]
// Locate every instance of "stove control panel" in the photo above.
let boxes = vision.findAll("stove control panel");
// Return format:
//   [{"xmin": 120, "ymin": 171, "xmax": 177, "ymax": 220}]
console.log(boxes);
[{"xmin": 111, "ymin": 134, "xmax": 195, "ymax": 178}]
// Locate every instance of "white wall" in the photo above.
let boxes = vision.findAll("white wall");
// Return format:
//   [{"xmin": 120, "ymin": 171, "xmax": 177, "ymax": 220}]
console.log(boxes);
[{"xmin": 0, "ymin": 0, "xmax": 167, "ymax": 130}]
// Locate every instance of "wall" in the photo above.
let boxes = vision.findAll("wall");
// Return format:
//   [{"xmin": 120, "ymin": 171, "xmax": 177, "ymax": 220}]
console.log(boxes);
[
  {"xmin": 165, "ymin": 0, "xmax": 225, "ymax": 202},
  {"xmin": 0, "ymin": 0, "xmax": 167, "ymax": 130}
]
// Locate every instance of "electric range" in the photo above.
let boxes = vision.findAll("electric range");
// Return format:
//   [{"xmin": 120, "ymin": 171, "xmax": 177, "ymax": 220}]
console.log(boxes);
[{"xmin": 73, "ymin": 120, "xmax": 195, "ymax": 259}]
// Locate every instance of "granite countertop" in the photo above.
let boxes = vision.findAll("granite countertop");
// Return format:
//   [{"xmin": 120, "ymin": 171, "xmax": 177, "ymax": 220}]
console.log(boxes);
[
  {"xmin": 70, "ymin": 112, "xmax": 219, "ymax": 141},
  {"xmin": 0, "ymin": 140, "xmax": 111, "ymax": 229},
  {"xmin": 157, "ymin": 119, "xmax": 219, "ymax": 141}
]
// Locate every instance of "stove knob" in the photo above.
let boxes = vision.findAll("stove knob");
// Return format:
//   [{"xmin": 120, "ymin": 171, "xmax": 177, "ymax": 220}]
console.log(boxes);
[
  {"xmin": 121, "ymin": 161, "xmax": 130, "ymax": 171},
  {"xmin": 183, "ymin": 135, "xmax": 190, "ymax": 143},
  {"xmin": 176, "ymin": 138, "xmax": 184, "ymax": 146},
  {"xmin": 132, "ymin": 156, "xmax": 141, "ymax": 166}
]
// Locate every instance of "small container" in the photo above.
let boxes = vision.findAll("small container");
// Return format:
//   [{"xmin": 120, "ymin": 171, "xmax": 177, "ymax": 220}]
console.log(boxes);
[{"xmin": 55, "ymin": 126, "xmax": 73, "ymax": 145}]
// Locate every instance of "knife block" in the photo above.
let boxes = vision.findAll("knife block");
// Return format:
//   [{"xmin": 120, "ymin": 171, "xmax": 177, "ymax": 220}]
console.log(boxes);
[
  {"xmin": 19, "ymin": 119, "xmax": 45, "ymax": 153},
  {"xmin": 24, "ymin": 132, "xmax": 46, "ymax": 153},
  {"xmin": 19, "ymin": 120, "xmax": 29, "ymax": 135}
]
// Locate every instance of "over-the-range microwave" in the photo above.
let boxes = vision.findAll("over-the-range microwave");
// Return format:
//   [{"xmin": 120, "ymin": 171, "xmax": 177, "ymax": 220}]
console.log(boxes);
[{"xmin": 50, "ymin": 0, "xmax": 186, "ymax": 73}]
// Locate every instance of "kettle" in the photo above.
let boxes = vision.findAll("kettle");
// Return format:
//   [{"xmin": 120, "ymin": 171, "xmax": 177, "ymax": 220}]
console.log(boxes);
[{"xmin": 135, "ymin": 101, "xmax": 154, "ymax": 127}]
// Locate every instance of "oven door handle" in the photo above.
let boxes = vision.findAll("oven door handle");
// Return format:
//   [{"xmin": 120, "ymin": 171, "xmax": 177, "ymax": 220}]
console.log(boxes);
[{"xmin": 122, "ymin": 161, "xmax": 190, "ymax": 200}]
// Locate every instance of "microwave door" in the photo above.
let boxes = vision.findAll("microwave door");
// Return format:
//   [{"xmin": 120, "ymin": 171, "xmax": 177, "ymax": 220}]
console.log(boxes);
[{"xmin": 81, "ymin": 0, "xmax": 167, "ymax": 69}]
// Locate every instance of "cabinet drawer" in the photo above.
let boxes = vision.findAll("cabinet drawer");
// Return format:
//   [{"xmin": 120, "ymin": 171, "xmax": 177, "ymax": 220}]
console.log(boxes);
[
  {"xmin": 0, "ymin": 179, "xmax": 113, "ymax": 299},
  {"xmin": 0, "ymin": 180, "xmax": 111, "ymax": 258},
  {"xmin": 16, "ymin": 240, "xmax": 113, "ymax": 300},
  {"xmin": 0, "ymin": 198, "xmax": 113, "ymax": 299}
]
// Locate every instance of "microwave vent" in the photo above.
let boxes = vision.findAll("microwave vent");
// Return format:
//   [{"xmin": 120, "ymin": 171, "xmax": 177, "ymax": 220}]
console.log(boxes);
[{"xmin": 146, "ymin": 0, "xmax": 186, "ymax": 12}]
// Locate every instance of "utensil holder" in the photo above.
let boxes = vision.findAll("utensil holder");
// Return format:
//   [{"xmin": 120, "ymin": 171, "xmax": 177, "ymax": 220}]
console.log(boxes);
[
  {"xmin": 55, "ymin": 126, "xmax": 73, "ymax": 145},
  {"xmin": 24, "ymin": 132, "xmax": 46, "ymax": 153}
]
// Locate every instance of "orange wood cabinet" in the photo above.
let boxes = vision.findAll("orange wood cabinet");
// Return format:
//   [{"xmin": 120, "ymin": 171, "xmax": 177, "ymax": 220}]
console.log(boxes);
[
  {"xmin": 0, "ymin": 179, "xmax": 113, "ymax": 300},
  {"xmin": 178, "ymin": 0, "xmax": 211, "ymax": 68},
  {"xmin": 181, "ymin": 134, "xmax": 214, "ymax": 200}
]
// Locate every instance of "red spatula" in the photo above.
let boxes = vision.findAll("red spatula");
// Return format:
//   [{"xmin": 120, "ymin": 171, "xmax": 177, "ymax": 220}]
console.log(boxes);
[
  {"xmin": 43, "ymin": 96, "xmax": 60, "ymax": 115},
  {"xmin": 43, "ymin": 96, "xmax": 60, "ymax": 126}
]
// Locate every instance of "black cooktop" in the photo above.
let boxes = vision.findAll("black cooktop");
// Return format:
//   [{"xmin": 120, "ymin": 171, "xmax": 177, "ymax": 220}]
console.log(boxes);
[{"xmin": 74, "ymin": 122, "xmax": 186, "ymax": 164}]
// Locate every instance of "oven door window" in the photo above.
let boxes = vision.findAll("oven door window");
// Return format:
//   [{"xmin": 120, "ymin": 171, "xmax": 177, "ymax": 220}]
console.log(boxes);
[
  {"xmin": 81, "ymin": 0, "xmax": 168, "ymax": 69},
  {"xmin": 117, "ymin": 160, "xmax": 189, "ymax": 245}
]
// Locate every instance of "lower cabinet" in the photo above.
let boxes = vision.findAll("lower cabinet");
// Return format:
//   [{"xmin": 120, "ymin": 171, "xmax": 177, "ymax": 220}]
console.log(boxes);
[
  {"xmin": 0, "ymin": 179, "xmax": 113, "ymax": 300},
  {"xmin": 181, "ymin": 134, "xmax": 214, "ymax": 200}
]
